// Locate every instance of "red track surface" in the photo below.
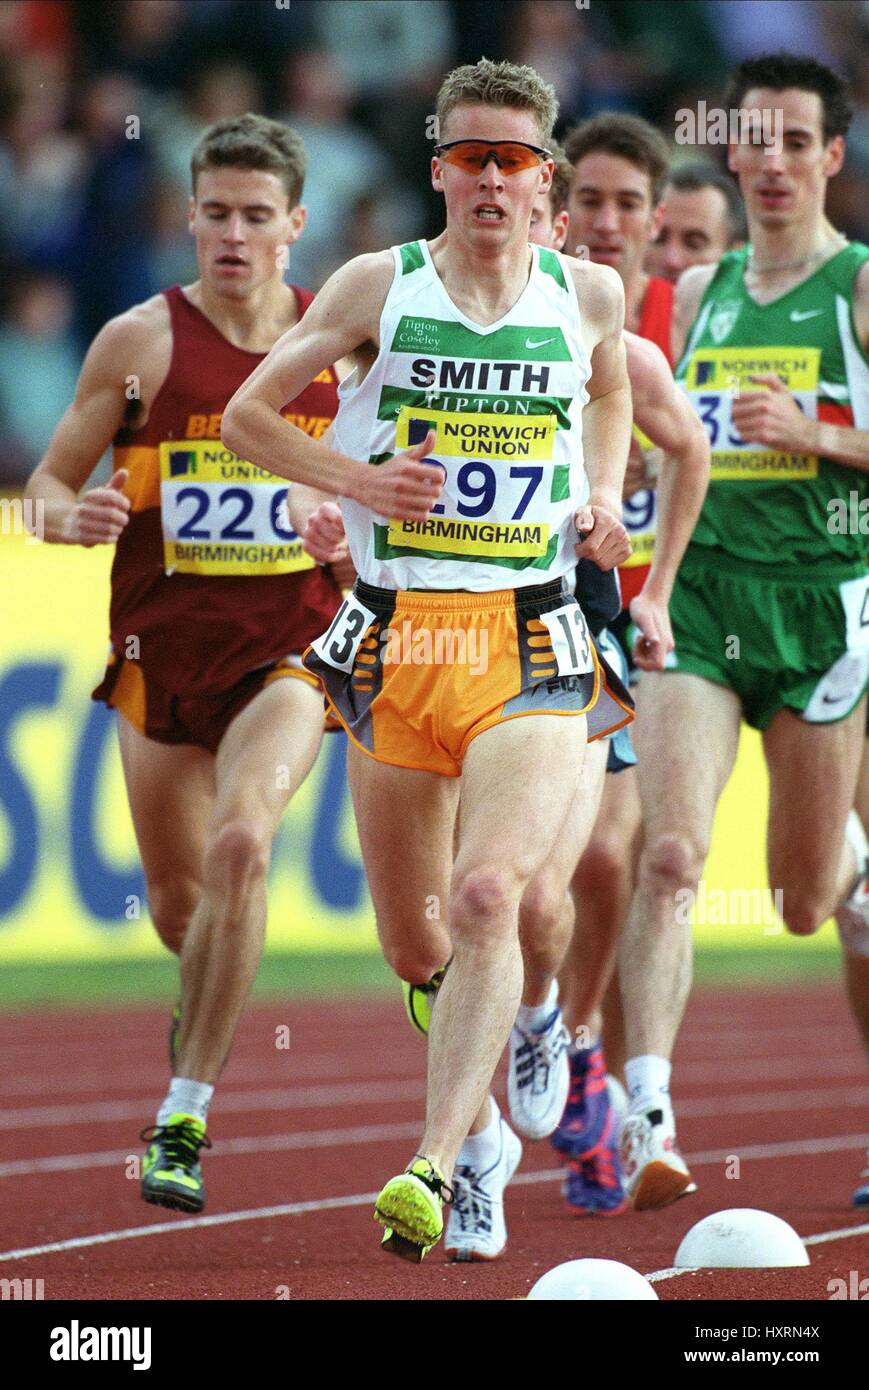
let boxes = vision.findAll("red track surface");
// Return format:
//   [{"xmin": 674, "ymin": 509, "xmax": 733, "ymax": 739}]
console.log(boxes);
[{"xmin": 0, "ymin": 985, "xmax": 867, "ymax": 1300}]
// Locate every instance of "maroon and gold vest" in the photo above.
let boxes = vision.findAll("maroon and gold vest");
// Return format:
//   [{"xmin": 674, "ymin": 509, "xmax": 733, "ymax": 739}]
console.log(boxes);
[{"xmin": 110, "ymin": 285, "xmax": 340, "ymax": 692}]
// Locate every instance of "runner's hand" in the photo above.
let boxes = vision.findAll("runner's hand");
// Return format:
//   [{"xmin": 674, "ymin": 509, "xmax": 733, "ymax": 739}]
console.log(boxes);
[
  {"xmin": 62, "ymin": 468, "xmax": 130, "ymax": 546},
  {"xmin": 354, "ymin": 430, "xmax": 443, "ymax": 520},
  {"xmin": 730, "ymin": 373, "xmax": 812, "ymax": 452},
  {"xmin": 629, "ymin": 589, "xmax": 673, "ymax": 671},
  {"xmin": 303, "ymin": 501, "xmax": 349, "ymax": 564},
  {"xmin": 574, "ymin": 502, "xmax": 631, "ymax": 570}
]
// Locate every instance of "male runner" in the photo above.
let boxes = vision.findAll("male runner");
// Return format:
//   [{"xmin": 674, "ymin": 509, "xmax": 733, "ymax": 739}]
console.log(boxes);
[
  {"xmin": 646, "ymin": 163, "xmax": 747, "ymax": 285},
  {"xmin": 617, "ymin": 53, "xmax": 869, "ymax": 1210},
  {"xmin": 520, "ymin": 153, "xmax": 709, "ymax": 1216},
  {"xmin": 24, "ymin": 115, "xmax": 342, "ymax": 1214},
  {"xmin": 223, "ymin": 58, "xmax": 635, "ymax": 1262},
  {"xmin": 532, "ymin": 116, "xmax": 676, "ymax": 1198}
]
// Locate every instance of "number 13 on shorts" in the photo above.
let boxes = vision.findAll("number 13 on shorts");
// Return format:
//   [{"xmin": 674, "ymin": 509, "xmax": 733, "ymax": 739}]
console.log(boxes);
[{"xmin": 540, "ymin": 602, "xmax": 594, "ymax": 676}]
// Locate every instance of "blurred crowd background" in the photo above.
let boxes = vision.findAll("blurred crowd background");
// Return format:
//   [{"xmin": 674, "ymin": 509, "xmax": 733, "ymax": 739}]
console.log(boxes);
[{"xmin": 3, "ymin": 0, "xmax": 869, "ymax": 484}]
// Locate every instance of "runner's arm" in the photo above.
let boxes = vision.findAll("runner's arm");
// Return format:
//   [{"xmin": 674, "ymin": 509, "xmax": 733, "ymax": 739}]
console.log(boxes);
[
  {"xmin": 799, "ymin": 259, "xmax": 869, "ymax": 470},
  {"xmin": 671, "ymin": 262, "xmax": 717, "ymax": 366},
  {"xmin": 222, "ymin": 254, "xmax": 443, "ymax": 519},
  {"xmin": 577, "ymin": 262, "xmax": 633, "ymax": 513},
  {"xmin": 24, "ymin": 307, "xmax": 165, "ymax": 544},
  {"xmin": 627, "ymin": 333, "xmax": 710, "ymax": 603}
]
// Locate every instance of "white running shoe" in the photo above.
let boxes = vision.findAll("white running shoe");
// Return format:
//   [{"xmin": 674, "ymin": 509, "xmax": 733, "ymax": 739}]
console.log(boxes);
[
  {"xmin": 507, "ymin": 1007, "xmax": 571, "ymax": 1139},
  {"xmin": 605, "ymin": 1074, "xmax": 629, "ymax": 1143},
  {"xmin": 620, "ymin": 1107, "xmax": 697, "ymax": 1210},
  {"xmin": 445, "ymin": 1115, "xmax": 522, "ymax": 1262}
]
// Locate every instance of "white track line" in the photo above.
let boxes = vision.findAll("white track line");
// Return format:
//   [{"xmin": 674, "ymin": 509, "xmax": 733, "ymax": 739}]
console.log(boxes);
[
  {"xmin": 1, "ymin": 1132, "xmax": 867, "ymax": 1265},
  {"xmin": 803, "ymin": 1221, "xmax": 869, "ymax": 1246},
  {"xmin": 6, "ymin": 1050, "xmax": 850, "ymax": 1106},
  {"xmin": 0, "ymin": 1079, "xmax": 425, "ymax": 1132},
  {"xmin": 645, "ymin": 1222, "xmax": 869, "ymax": 1284},
  {"xmin": 0, "ymin": 1121, "xmax": 424, "ymax": 1178},
  {"xmin": 4, "ymin": 1091, "xmax": 867, "ymax": 1179},
  {"xmin": 3, "ymin": 1069, "xmax": 867, "ymax": 1135},
  {"xmin": 678, "ymin": 1055, "xmax": 864, "ymax": 1084},
  {"xmin": 0, "ymin": 1056, "xmax": 426, "ymax": 1098},
  {"xmin": 0, "ymin": 1046, "xmax": 859, "ymax": 1102}
]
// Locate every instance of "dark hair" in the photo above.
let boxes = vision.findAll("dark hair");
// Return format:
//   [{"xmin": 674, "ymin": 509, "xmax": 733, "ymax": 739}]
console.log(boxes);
[
  {"xmin": 722, "ymin": 52, "xmax": 853, "ymax": 143},
  {"xmin": 563, "ymin": 113, "xmax": 670, "ymax": 203},
  {"xmin": 191, "ymin": 114, "xmax": 305, "ymax": 206},
  {"xmin": 664, "ymin": 162, "xmax": 747, "ymax": 243}
]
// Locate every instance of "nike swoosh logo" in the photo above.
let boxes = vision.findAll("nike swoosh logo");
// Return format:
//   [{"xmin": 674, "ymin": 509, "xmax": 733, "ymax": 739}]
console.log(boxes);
[
  {"xmin": 525, "ymin": 336, "xmax": 557, "ymax": 349},
  {"xmin": 822, "ymin": 693, "xmax": 850, "ymax": 704},
  {"xmin": 789, "ymin": 309, "xmax": 824, "ymax": 322}
]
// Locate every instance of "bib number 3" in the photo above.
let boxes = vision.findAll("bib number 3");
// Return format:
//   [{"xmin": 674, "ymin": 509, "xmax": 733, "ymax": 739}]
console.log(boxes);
[
  {"xmin": 540, "ymin": 602, "xmax": 594, "ymax": 677},
  {"xmin": 310, "ymin": 594, "xmax": 378, "ymax": 672}
]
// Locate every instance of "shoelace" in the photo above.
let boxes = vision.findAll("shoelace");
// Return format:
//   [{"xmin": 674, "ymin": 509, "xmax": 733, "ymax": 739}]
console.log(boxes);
[
  {"xmin": 409, "ymin": 1155, "xmax": 454, "ymax": 1205},
  {"xmin": 451, "ymin": 1166, "xmax": 493, "ymax": 1234},
  {"xmin": 140, "ymin": 1121, "xmax": 212, "ymax": 1168},
  {"xmin": 515, "ymin": 1016, "xmax": 568, "ymax": 1092}
]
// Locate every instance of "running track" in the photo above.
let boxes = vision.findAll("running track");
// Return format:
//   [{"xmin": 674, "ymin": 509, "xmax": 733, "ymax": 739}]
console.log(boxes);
[{"xmin": 0, "ymin": 985, "xmax": 867, "ymax": 1299}]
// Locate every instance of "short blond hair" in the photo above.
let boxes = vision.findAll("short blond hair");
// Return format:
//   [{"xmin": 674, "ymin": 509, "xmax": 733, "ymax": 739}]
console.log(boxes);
[
  {"xmin": 548, "ymin": 141, "xmax": 572, "ymax": 215},
  {"xmin": 436, "ymin": 58, "xmax": 557, "ymax": 146}
]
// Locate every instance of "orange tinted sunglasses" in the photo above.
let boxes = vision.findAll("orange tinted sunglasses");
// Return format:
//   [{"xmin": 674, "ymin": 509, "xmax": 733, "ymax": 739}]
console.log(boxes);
[{"xmin": 434, "ymin": 139, "xmax": 551, "ymax": 175}]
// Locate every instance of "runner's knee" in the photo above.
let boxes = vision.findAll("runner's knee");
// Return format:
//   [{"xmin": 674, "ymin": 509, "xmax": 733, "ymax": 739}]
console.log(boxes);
[
  {"xmin": 519, "ymin": 877, "xmax": 569, "ymax": 943},
  {"xmin": 780, "ymin": 893, "xmax": 827, "ymax": 937},
  {"xmin": 149, "ymin": 878, "xmax": 201, "ymax": 953},
  {"xmin": 384, "ymin": 940, "xmax": 449, "ymax": 984},
  {"xmin": 640, "ymin": 831, "xmax": 705, "ymax": 896},
  {"xmin": 451, "ymin": 865, "xmax": 521, "ymax": 942},
  {"xmin": 204, "ymin": 817, "xmax": 270, "ymax": 894}
]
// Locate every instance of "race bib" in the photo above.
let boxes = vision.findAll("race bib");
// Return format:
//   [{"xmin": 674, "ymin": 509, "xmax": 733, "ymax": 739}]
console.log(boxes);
[
  {"xmin": 539, "ymin": 601, "xmax": 594, "ymax": 676},
  {"xmin": 309, "ymin": 594, "xmax": 378, "ymax": 672},
  {"xmin": 622, "ymin": 487, "xmax": 657, "ymax": 570},
  {"xmin": 159, "ymin": 441, "xmax": 315, "ymax": 576},
  {"xmin": 683, "ymin": 346, "xmax": 821, "ymax": 481},
  {"xmin": 385, "ymin": 406, "xmax": 556, "ymax": 561}
]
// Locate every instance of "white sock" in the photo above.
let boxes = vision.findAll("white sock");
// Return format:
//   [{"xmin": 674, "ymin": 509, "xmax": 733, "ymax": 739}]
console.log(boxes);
[
  {"xmin": 515, "ymin": 979, "xmax": 558, "ymax": 1034},
  {"xmin": 457, "ymin": 1096, "xmax": 501, "ymax": 1168},
  {"xmin": 625, "ymin": 1055, "xmax": 672, "ymax": 1119},
  {"xmin": 157, "ymin": 1077, "xmax": 214, "ymax": 1127}
]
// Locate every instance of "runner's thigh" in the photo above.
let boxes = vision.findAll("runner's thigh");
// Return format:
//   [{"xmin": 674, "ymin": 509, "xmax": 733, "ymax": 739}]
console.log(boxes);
[
  {"xmin": 764, "ymin": 697, "xmax": 866, "ymax": 897},
  {"xmin": 347, "ymin": 740, "xmax": 459, "ymax": 938},
  {"xmin": 116, "ymin": 714, "xmax": 215, "ymax": 937},
  {"xmin": 633, "ymin": 671, "xmax": 741, "ymax": 850},
  {"xmin": 456, "ymin": 713, "xmax": 586, "ymax": 885},
  {"xmin": 214, "ymin": 676, "xmax": 325, "ymax": 830}
]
